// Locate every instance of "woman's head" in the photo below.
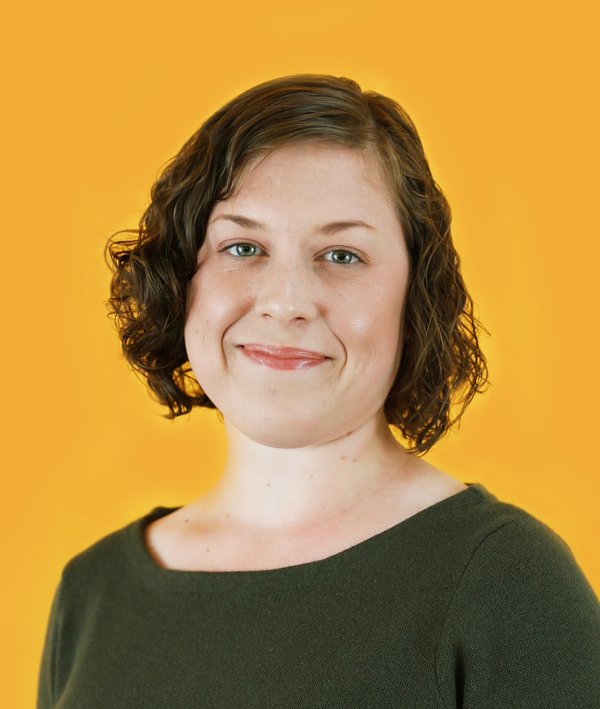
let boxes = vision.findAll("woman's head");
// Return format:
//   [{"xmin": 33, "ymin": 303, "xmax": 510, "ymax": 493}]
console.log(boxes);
[
  {"xmin": 184, "ymin": 141, "xmax": 410, "ymax": 449},
  {"xmin": 105, "ymin": 73, "xmax": 490, "ymax": 456}
]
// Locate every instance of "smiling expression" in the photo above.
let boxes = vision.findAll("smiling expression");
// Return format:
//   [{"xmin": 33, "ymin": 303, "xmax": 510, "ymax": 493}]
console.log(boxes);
[{"xmin": 184, "ymin": 142, "xmax": 410, "ymax": 448}]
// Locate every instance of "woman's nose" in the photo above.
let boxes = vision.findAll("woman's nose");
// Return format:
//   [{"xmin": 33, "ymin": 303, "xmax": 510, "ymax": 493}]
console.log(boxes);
[{"xmin": 253, "ymin": 258, "xmax": 320, "ymax": 323}]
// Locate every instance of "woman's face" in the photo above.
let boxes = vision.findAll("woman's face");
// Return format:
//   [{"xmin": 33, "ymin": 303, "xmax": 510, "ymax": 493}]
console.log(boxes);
[{"xmin": 185, "ymin": 142, "xmax": 410, "ymax": 448}]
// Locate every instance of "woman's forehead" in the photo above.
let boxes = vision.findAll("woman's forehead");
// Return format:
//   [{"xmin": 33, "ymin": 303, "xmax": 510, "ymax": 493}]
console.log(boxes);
[{"xmin": 214, "ymin": 143, "xmax": 396, "ymax": 218}]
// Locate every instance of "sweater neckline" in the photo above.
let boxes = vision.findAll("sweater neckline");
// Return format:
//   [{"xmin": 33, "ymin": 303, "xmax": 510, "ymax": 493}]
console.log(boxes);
[{"xmin": 127, "ymin": 482, "xmax": 491, "ymax": 592}]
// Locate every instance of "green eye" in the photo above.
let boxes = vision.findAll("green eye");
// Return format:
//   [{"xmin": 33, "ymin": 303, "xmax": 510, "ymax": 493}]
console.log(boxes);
[
  {"xmin": 223, "ymin": 243, "xmax": 261, "ymax": 257},
  {"xmin": 324, "ymin": 250, "xmax": 361, "ymax": 265}
]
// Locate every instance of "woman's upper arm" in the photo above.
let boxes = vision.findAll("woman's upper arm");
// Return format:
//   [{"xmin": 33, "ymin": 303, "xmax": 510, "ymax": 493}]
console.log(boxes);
[
  {"xmin": 37, "ymin": 572, "xmax": 65, "ymax": 709},
  {"xmin": 435, "ymin": 515, "xmax": 600, "ymax": 709}
]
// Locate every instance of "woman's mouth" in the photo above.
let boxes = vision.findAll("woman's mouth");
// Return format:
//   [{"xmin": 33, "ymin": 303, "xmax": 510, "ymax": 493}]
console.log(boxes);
[{"xmin": 237, "ymin": 344, "xmax": 328, "ymax": 371}]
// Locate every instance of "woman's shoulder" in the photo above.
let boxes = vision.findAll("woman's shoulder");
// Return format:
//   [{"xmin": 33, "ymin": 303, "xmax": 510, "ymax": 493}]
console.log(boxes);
[{"xmin": 56, "ymin": 507, "xmax": 171, "ymax": 587}]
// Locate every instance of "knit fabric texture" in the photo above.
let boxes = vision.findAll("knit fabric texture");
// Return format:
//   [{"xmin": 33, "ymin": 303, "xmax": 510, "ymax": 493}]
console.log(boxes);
[{"xmin": 37, "ymin": 482, "xmax": 600, "ymax": 708}]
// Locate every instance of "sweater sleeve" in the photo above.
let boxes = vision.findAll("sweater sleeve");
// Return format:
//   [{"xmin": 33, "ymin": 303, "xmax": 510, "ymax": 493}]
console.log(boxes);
[
  {"xmin": 435, "ymin": 515, "xmax": 600, "ymax": 709},
  {"xmin": 37, "ymin": 573, "xmax": 64, "ymax": 709}
]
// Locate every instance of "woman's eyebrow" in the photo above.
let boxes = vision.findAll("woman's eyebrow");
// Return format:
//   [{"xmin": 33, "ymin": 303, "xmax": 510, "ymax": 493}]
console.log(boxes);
[{"xmin": 210, "ymin": 213, "xmax": 375, "ymax": 235}]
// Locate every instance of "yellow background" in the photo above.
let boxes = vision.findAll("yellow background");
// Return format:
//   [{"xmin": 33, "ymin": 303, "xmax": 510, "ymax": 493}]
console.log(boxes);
[{"xmin": 2, "ymin": 0, "xmax": 598, "ymax": 705}]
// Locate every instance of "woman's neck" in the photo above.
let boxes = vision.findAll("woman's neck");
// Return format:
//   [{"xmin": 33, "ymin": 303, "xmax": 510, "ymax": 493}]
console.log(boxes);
[{"xmin": 187, "ymin": 411, "xmax": 420, "ymax": 535}]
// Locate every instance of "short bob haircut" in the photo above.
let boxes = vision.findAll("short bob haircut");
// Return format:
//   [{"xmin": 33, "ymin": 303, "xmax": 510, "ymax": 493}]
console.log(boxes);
[{"xmin": 105, "ymin": 73, "xmax": 490, "ymax": 457}]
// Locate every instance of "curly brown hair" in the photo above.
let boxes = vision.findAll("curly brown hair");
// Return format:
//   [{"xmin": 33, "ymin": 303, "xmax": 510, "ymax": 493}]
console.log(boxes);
[{"xmin": 105, "ymin": 73, "xmax": 490, "ymax": 456}]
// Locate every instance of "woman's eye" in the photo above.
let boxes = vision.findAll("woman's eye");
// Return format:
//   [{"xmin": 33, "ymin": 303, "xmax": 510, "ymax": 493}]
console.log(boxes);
[
  {"xmin": 323, "ymin": 249, "xmax": 362, "ymax": 266},
  {"xmin": 222, "ymin": 243, "xmax": 263, "ymax": 258}
]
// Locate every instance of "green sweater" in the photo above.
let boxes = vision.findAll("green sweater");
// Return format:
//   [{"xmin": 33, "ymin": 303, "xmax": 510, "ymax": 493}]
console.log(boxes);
[{"xmin": 37, "ymin": 483, "xmax": 600, "ymax": 708}]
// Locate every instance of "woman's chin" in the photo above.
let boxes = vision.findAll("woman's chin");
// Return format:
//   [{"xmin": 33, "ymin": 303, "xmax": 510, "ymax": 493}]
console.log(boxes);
[{"xmin": 225, "ymin": 417, "xmax": 339, "ymax": 449}]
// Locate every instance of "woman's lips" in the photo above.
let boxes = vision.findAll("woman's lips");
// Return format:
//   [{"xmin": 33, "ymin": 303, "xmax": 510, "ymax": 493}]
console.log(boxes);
[{"xmin": 237, "ymin": 344, "xmax": 328, "ymax": 371}]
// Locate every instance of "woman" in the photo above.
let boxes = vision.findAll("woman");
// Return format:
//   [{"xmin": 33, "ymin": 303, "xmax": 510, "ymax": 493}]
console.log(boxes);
[{"xmin": 37, "ymin": 74, "xmax": 600, "ymax": 707}]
